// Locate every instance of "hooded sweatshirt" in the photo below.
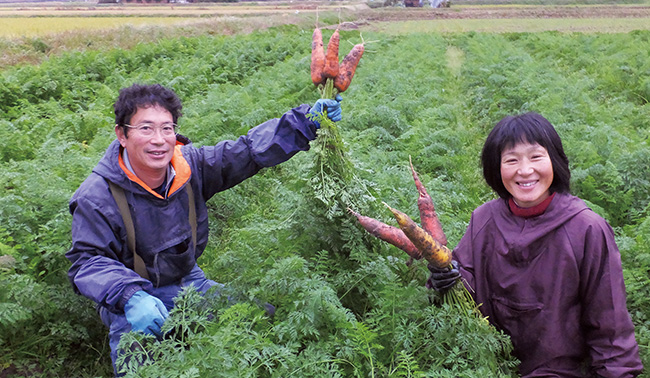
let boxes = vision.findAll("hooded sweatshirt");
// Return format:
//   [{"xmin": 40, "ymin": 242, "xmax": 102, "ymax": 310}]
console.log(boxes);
[
  {"xmin": 455, "ymin": 193, "xmax": 642, "ymax": 377},
  {"xmin": 66, "ymin": 105, "xmax": 317, "ymax": 313}
]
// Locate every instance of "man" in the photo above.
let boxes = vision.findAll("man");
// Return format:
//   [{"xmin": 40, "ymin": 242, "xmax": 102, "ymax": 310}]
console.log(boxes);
[{"xmin": 66, "ymin": 83, "xmax": 342, "ymax": 375}]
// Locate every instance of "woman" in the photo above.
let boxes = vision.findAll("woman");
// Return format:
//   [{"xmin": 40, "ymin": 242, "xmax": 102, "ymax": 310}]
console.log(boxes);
[{"xmin": 427, "ymin": 112, "xmax": 642, "ymax": 377}]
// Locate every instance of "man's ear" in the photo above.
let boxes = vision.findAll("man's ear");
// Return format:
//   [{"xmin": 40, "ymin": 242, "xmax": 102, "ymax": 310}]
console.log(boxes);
[{"xmin": 115, "ymin": 125, "xmax": 127, "ymax": 147}]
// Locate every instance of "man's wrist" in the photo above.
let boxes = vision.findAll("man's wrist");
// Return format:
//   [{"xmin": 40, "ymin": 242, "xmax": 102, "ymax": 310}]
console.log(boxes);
[{"xmin": 118, "ymin": 285, "xmax": 144, "ymax": 311}]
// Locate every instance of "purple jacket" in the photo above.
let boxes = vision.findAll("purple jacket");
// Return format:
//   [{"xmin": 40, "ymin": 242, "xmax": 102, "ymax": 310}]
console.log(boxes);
[
  {"xmin": 455, "ymin": 193, "xmax": 642, "ymax": 377},
  {"xmin": 66, "ymin": 105, "xmax": 317, "ymax": 313}
]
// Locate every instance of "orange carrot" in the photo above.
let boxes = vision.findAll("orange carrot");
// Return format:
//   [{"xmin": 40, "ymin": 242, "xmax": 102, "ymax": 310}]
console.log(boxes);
[
  {"xmin": 348, "ymin": 208, "xmax": 422, "ymax": 260},
  {"xmin": 384, "ymin": 202, "xmax": 452, "ymax": 270},
  {"xmin": 323, "ymin": 29, "xmax": 340, "ymax": 79},
  {"xmin": 333, "ymin": 43, "xmax": 364, "ymax": 93},
  {"xmin": 311, "ymin": 28, "xmax": 326, "ymax": 86},
  {"xmin": 409, "ymin": 157, "xmax": 448, "ymax": 246}
]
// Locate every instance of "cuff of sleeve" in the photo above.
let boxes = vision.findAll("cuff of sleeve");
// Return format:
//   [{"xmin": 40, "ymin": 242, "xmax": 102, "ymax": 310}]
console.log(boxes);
[
  {"xmin": 304, "ymin": 106, "xmax": 320, "ymax": 134},
  {"xmin": 117, "ymin": 284, "xmax": 144, "ymax": 311}
]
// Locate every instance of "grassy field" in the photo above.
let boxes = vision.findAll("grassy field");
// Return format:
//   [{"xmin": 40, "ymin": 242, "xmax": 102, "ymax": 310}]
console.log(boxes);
[
  {"xmin": 1, "ymin": 2, "xmax": 649, "ymax": 67},
  {"xmin": 0, "ymin": 16, "xmax": 200, "ymax": 37},
  {"xmin": 0, "ymin": 2, "xmax": 356, "ymax": 17},
  {"xmin": 3, "ymin": 1, "xmax": 650, "ymax": 37},
  {"xmin": 2, "ymin": 23, "xmax": 649, "ymax": 377},
  {"xmin": 368, "ymin": 17, "xmax": 650, "ymax": 33},
  {"xmin": 2, "ymin": 1, "xmax": 650, "ymax": 38},
  {"xmin": 5, "ymin": 14, "xmax": 650, "ymax": 38},
  {"xmin": 0, "ymin": 1, "xmax": 363, "ymax": 38}
]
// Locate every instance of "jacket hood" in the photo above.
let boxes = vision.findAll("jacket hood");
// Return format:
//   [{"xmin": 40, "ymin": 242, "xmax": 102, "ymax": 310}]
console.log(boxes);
[
  {"xmin": 476, "ymin": 193, "xmax": 591, "ymax": 262},
  {"xmin": 94, "ymin": 139, "xmax": 131, "ymax": 187}
]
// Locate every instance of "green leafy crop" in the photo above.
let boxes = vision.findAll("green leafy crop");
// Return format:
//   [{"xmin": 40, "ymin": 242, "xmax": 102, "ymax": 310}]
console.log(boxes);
[{"xmin": 1, "ymin": 26, "xmax": 649, "ymax": 377}]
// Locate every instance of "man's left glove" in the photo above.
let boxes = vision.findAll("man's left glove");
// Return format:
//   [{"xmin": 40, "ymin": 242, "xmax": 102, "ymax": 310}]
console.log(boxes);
[
  {"xmin": 309, "ymin": 94, "xmax": 343, "ymax": 128},
  {"xmin": 124, "ymin": 290, "xmax": 169, "ymax": 338}
]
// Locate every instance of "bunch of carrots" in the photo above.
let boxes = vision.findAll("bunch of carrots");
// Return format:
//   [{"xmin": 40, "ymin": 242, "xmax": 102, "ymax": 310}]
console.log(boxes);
[
  {"xmin": 311, "ymin": 26, "xmax": 364, "ymax": 99},
  {"xmin": 309, "ymin": 24, "xmax": 365, "ymax": 187},
  {"xmin": 348, "ymin": 158, "xmax": 477, "ymax": 313}
]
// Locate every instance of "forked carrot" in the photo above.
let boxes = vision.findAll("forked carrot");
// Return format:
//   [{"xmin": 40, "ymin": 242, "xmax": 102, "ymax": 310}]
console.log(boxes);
[
  {"xmin": 409, "ymin": 156, "xmax": 448, "ymax": 246},
  {"xmin": 323, "ymin": 29, "xmax": 340, "ymax": 79},
  {"xmin": 383, "ymin": 202, "xmax": 452, "ymax": 269}
]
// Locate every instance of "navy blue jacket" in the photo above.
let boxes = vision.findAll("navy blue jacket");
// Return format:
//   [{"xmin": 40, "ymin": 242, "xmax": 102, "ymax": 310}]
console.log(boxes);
[{"xmin": 66, "ymin": 105, "xmax": 317, "ymax": 313}]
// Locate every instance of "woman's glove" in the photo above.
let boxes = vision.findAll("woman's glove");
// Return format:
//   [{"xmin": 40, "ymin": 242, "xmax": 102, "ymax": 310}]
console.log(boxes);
[
  {"xmin": 124, "ymin": 291, "xmax": 169, "ymax": 338},
  {"xmin": 426, "ymin": 260, "xmax": 461, "ymax": 293},
  {"xmin": 309, "ymin": 94, "xmax": 343, "ymax": 127}
]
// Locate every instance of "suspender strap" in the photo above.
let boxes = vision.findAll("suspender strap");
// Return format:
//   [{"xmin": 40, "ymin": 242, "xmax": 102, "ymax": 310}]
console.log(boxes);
[
  {"xmin": 108, "ymin": 181, "xmax": 197, "ymax": 281},
  {"xmin": 186, "ymin": 184, "xmax": 197, "ymax": 254},
  {"xmin": 108, "ymin": 181, "xmax": 150, "ymax": 280}
]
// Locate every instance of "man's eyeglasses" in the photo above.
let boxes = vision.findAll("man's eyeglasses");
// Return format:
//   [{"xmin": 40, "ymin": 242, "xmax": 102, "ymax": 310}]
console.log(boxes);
[{"xmin": 123, "ymin": 122, "xmax": 178, "ymax": 137}]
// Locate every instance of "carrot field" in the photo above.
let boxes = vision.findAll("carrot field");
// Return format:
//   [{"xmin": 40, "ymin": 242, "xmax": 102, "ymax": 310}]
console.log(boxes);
[{"xmin": 1, "ymin": 3, "xmax": 649, "ymax": 377}]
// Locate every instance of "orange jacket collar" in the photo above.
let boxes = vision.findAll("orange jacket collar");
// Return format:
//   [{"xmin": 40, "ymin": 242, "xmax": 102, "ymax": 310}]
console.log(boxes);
[{"xmin": 118, "ymin": 141, "xmax": 192, "ymax": 199}]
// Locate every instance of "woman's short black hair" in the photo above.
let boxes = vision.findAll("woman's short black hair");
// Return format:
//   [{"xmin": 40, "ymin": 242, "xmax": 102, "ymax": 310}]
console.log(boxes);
[
  {"xmin": 480, "ymin": 112, "xmax": 571, "ymax": 200},
  {"xmin": 114, "ymin": 84, "xmax": 182, "ymax": 136}
]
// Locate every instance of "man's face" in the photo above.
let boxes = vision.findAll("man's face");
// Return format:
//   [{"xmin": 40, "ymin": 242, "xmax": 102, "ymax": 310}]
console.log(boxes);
[{"xmin": 115, "ymin": 105, "xmax": 176, "ymax": 186}]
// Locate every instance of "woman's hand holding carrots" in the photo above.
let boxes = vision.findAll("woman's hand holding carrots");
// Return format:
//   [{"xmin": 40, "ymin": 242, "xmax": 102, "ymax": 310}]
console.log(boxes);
[
  {"xmin": 426, "ymin": 260, "xmax": 461, "ymax": 292},
  {"xmin": 349, "ymin": 160, "xmax": 477, "ymax": 312}
]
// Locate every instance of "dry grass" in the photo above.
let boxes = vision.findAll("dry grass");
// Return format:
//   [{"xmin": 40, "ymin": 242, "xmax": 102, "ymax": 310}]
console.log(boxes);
[
  {"xmin": 2, "ymin": 1, "xmax": 650, "ymax": 68},
  {"xmin": 0, "ymin": 10, "xmax": 339, "ymax": 67},
  {"xmin": 0, "ymin": 1, "xmax": 368, "ymax": 66},
  {"xmin": 0, "ymin": 17, "xmax": 198, "ymax": 38},
  {"xmin": 0, "ymin": 1, "xmax": 367, "ymax": 17},
  {"xmin": 365, "ymin": 17, "xmax": 650, "ymax": 34}
]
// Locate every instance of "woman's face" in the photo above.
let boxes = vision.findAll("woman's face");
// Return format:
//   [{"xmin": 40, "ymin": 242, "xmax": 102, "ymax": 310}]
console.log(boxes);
[{"xmin": 500, "ymin": 141, "xmax": 554, "ymax": 208}]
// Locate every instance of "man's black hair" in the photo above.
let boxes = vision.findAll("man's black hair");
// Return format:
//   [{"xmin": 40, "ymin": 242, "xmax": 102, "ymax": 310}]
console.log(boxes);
[{"xmin": 114, "ymin": 84, "xmax": 182, "ymax": 136}]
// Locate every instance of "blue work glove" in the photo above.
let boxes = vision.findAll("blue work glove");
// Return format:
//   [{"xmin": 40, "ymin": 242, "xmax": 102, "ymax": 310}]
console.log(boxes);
[
  {"xmin": 426, "ymin": 260, "xmax": 461, "ymax": 293},
  {"xmin": 124, "ymin": 291, "xmax": 169, "ymax": 338},
  {"xmin": 309, "ymin": 94, "xmax": 343, "ymax": 128}
]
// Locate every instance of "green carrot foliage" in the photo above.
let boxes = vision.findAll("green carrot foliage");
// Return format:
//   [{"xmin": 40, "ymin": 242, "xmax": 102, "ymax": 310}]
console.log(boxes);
[{"xmin": 1, "ymin": 26, "xmax": 649, "ymax": 377}]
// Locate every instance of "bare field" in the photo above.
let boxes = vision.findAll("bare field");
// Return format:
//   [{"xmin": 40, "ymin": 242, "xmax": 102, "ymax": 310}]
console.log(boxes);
[
  {"xmin": 0, "ymin": 17, "xmax": 200, "ymax": 37},
  {"xmin": 365, "ymin": 4, "xmax": 650, "ymax": 20},
  {"xmin": 2, "ymin": 1, "xmax": 650, "ymax": 66},
  {"xmin": 364, "ymin": 17, "xmax": 650, "ymax": 33},
  {"xmin": 2, "ymin": 2, "xmax": 650, "ymax": 37},
  {"xmin": 0, "ymin": 2, "xmax": 366, "ymax": 37},
  {"xmin": 0, "ymin": 1, "xmax": 361, "ymax": 17},
  {"xmin": 356, "ymin": 6, "xmax": 650, "ymax": 33}
]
